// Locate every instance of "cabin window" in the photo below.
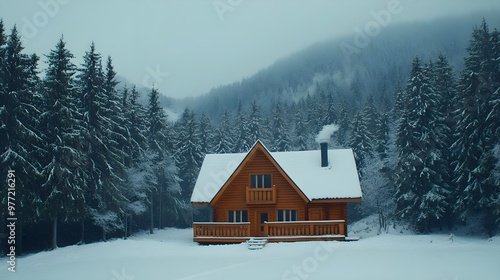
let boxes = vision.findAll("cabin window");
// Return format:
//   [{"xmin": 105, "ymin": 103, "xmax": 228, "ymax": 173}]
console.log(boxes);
[
  {"xmin": 277, "ymin": 210, "xmax": 298, "ymax": 222},
  {"xmin": 250, "ymin": 174, "xmax": 272, "ymax": 188},
  {"xmin": 228, "ymin": 210, "xmax": 248, "ymax": 222}
]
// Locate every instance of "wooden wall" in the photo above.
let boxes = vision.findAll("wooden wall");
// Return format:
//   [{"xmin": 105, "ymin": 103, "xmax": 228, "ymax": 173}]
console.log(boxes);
[
  {"xmin": 212, "ymin": 148, "xmax": 349, "ymax": 236},
  {"xmin": 213, "ymin": 149, "xmax": 307, "ymax": 236}
]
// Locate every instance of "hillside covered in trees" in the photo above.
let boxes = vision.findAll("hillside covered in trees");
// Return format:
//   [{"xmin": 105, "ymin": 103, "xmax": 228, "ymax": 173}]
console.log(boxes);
[{"xmin": 0, "ymin": 15, "xmax": 499, "ymax": 254}]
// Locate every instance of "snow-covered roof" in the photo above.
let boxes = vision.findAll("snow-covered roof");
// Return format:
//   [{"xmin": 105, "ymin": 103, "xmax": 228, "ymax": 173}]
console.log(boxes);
[{"xmin": 190, "ymin": 143, "xmax": 362, "ymax": 204}]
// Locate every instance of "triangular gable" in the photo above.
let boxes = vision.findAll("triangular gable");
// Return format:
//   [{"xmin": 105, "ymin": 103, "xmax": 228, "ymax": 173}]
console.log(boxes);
[{"xmin": 210, "ymin": 140, "xmax": 309, "ymax": 205}]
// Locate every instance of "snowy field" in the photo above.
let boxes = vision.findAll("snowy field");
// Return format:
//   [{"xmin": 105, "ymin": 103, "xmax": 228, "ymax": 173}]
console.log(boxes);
[{"xmin": 1, "ymin": 226, "xmax": 499, "ymax": 280}]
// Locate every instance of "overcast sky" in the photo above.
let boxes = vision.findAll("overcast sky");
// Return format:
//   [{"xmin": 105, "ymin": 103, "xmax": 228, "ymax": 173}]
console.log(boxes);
[{"xmin": 1, "ymin": 0, "xmax": 499, "ymax": 99}]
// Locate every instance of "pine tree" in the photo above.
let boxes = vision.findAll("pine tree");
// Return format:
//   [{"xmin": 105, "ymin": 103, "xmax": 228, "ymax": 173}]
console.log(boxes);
[
  {"xmin": 248, "ymin": 100, "xmax": 263, "ymax": 143},
  {"xmin": 77, "ymin": 43, "xmax": 127, "ymax": 240},
  {"xmin": 305, "ymin": 94, "xmax": 321, "ymax": 137},
  {"xmin": 335, "ymin": 101, "xmax": 350, "ymax": 147},
  {"xmin": 213, "ymin": 109, "xmax": 234, "ymax": 154},
  {"xmin": 348, "ymin": 96, "xmax": 385, "ymax": 168},
  {"xmin": 0, "ymin": 19, "xmax": 6, "ymax": 234},
  {"xmin": 452, "ymin": 21, "xmax": 499, "ymax": 232},
  {"xmin": 121, "ymin": 85, "xmax": 150, "ymax": 237},
  {"xmin": 348, "ymin": 111, "xmax": 372, "ymax": 171},
  {"xmin": 0, "ymin": 26, "xmax": 44, "ymax": 238},
  {"xmin": 375, "ymin": 112, "xmax": 389, "ymax": 158},
  {"xmin": 293, "ymin": 108, "xmax": 308, "ymax": 151},
  {"xmin": 146, "ymin": 87, "xmax": 182, "ymax": 231},
  {"xmin": 271, "ymin": 101, "xmax": 290, "ymax": 152},
  {"xmin": 198, "ymin": 113, "xmax": 213, "ymax": 155},
  {"xmin": 432, "ymin": 54, "xmax": 457, "ymax": 226},
  {"xmin": 126, "ymin": 86, "xmax": 148, "ymax": 162},
  {"xmin": 395, "ymin": 57, "xmax": 449, "ymax": 232},
  {"xmin": 233, "ymin": 100, "xmax": 251, "ymax": 152},
  {"xmin": 40, "ymin": 37, "xmax": 86, "ymax": 249},
  {"xmin": 0, "ymin": 20, "xmax": 5, "ymax": 69},
  {"xmin": 175, "ymin": 108, "xmax": 203, "ymax": 200},
  {"xmin": 486, "ymin": 28, "xmax": 500, "ymax": 231}
]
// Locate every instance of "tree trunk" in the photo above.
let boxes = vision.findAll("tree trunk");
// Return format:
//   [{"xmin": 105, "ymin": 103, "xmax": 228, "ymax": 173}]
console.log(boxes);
[
  {"xmin": 52, "ymin": 216, "xmax": 58, "ymax": 250},
  {"xmin": 102, "ymin": 227, "xmax": 106, "ymax": 241},
  {"xmin": 79, "ymin": 219, "xmax": 85, "ymax": 244},
  {"xmin": 158, "ymin": 189, "xmax": 163, "ymax": 229},
  {"xmin": 124, "ymin": 215, "xmax": 128, "ymax": 240},
  {"xmin": 150, "ymin": 190, "xmax": 154, "ymax": 234}
]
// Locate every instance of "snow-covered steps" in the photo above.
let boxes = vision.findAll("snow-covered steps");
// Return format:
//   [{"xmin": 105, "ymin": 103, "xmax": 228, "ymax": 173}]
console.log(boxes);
[
  {"xmin": 247, "ymin": 238, "xmax": 268, "ymax": 250},
  {"xmin": 344, "ymin": 236, "xmax": 360, "ymax": 242}
]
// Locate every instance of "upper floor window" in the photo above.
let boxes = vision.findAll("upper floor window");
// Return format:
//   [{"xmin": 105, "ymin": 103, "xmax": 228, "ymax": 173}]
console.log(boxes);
[
  {"xmin": 250, "ymin": 174, "xmax": 272, "ymax": 188},
  {"xmin": 277, "ymin": 210, "xmax": 298, "ymax": 222}
]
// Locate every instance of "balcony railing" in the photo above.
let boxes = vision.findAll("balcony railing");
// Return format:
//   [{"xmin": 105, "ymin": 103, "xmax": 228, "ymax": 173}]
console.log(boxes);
[
  {"xmin": 264, "ymin": 220, "xmax": 345, "ymax": 237},
  {"xmin": 192, "ymin": 220, "xmax": 347, "ymax": 243},
  {"xmin": 193, "ymin": 222, "xmax": 251, "ymax": 238},
  {"xmin": 246, "ymin": 187, "xmax": 277, "ymax": 204}
]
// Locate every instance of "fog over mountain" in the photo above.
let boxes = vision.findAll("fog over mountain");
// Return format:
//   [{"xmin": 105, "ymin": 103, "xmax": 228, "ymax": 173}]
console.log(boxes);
[
  {"xmin": 176, "ymin": 12, "xmax": 500, "ymax": 121},
  {"xmin": 1, "ymin": 0, "xmax": 500, "ymax": 99}
]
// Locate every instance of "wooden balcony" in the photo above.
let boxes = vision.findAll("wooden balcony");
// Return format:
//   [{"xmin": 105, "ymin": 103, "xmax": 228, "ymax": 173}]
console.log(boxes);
[
  {"xmin": 246, "ymin": 187, "xmax": 277, "ymax": 204},
  {"xmin": 193, "ymin": 220, "xmax": 346, "ymax": 243},
  {"xmin": 264, "ymin": 220, "xmax": 345, "ymax": 241},
  {"xmin": 193, "ymin": 222, "xmax": 251, "ymax": 243}
]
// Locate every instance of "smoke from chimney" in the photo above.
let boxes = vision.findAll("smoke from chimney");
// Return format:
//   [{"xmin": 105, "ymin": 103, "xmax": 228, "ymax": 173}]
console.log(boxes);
[{"xmin": 315, "ymin": 124, "xmax": 339, "ymax": 143}]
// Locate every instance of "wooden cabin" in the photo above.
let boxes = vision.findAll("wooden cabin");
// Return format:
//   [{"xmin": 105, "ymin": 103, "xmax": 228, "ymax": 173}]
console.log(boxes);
[{"xmin": 190, "ymin": 140, "xmax": 362, "ymax": 243}]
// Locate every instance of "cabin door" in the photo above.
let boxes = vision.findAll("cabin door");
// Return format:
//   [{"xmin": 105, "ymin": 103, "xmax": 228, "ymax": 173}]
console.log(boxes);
[{"xmin": 257, "ymin": 211, "xmax": 269, "ymax": 237}]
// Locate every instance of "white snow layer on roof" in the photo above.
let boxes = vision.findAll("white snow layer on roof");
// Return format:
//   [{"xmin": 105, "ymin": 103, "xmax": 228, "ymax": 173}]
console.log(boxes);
[{"xmin": 190, "ymin": 148, "xmax": 362, "ymax": 203}]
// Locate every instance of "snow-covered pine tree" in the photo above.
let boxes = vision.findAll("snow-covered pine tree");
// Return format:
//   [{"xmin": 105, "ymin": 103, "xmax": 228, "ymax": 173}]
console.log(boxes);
[
  {"xmin": 213, "ymin": 109, "xmax": 234, "ymax": 154},
  {"xmin": 175, "ymin": 108, "xmax": 203, "ymax": 201},
  {"xmin": 321, "ymin": 91, "xmax": 337, "ymax": 126},
  {"xmin": 485, "ymin": 28, "xmax": 500, "ymax": 231},
  {"xmin": 120, "ymin": 85, "xmax": 151, "ymax": 237},
  {"xmin": 476, "ymin": 24, "xmax": 500, "ymax": 233},
  {"xmin": 305, "ymin": 93, "xmax": 321, "ymax": 136},
  {"xmin": 0, "ymin": 26, "xmax": 44, "ymax": 241},
  {"xmin": 375, "ymin": 112, "xmax": 389, "ymax": 158},
  {"xmin": 77, "ymin": 43, "xmax": 127, "ymax": 240},
  {"xmin": 335, "ymin": 101, "xmax": 350, "ymax": 147},
  {"xmin": 198, "ymin": 112, "xmax": 213, "ymax": 156},
  {"xmin": 102, "ymin": 56, "xmax": 129, "ymax": 171},
  {"xmin": 293, "ymin": 106, "xmax": 308, "ymax": 151},
  {"xmin": 248, "ymin": 100, "xmax": 263, "ymax": 144},
  {"xmin": 126, "ymin": 86, "xmax": 148, "ymax": 162},
  {"xmin": 432, "ymin": 53, "xmax": 457, "ymax": 227},
  {"xmin": 40, "ymin": 37, "xmax": 87, "ymax": 249},
  {"xmin": 232, "ymin": 100, "xmax": 251, "ymax": 152},
  {"xmin": 0, "ymin": 18, "xmax": 5, "ymax": 234},
  {"xmin": 271, "ymin": 101, "xmax": 290, "ymax": 152},
  {"xmin": 452, "ymin": 21, "xmax": 499, "ymax": 233},
  {"xmin": 0, "ymin": 19, "xmax": 5, "ymax": 65},
  {"xmin": 146, "ymin": 87, "xmax": 182, "ymax": 231},
  {"xmin": 348, "ymin": 112, "xmax": 372, "ymax": 171},
  {"xmin": 395, "ymin": 57, "xmax": 449, "ymax": 232}
]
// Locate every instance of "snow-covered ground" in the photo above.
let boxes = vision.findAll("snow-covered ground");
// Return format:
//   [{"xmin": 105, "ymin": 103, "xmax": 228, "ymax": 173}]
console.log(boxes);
[{"xmin": 1, "ymin": 225, "xmax": 499, "ymax": 280}]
